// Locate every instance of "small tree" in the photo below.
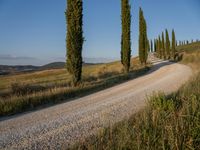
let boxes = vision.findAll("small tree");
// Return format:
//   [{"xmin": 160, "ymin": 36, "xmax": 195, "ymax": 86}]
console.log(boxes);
[
  {"xmin": 66, "ymin": 0, "xmax": 84, "ymax": 86},
  {"xmin": 121, "ymin": 0, "xmax": 131, "ymax": 73}
]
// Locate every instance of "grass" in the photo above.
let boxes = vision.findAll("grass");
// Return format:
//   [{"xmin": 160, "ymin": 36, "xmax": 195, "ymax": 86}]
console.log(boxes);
[
  {"xmin": 71, "ymin": 74, "xmax": 200, "ymax": 150},
  {"xmin": 0, "ymin": 57, "xmax": 150, "ymax": 116},
  {"xmin": 70, "ymin": 43, "xmax": 200, "ymax": 149},
  {"xmin": 179, "ymin": 48, "xmax": 200, "ymax": 71}
]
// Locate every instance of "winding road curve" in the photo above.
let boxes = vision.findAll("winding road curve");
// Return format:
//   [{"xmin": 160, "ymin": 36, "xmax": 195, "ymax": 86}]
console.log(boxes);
[{"xmin": 0, "ymin": 60, "xmax": 192, "ymax": 149}]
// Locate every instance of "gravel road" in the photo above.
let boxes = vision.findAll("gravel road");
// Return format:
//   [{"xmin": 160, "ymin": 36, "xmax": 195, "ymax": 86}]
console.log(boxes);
[{"xmin": 0, "ymin": 60, "xmax": 192, "ymax": 150}]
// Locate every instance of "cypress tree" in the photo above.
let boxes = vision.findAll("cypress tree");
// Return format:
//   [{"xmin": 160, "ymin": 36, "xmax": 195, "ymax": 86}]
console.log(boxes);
[
  {"xmin": 158, "ymin": 36, "xmax": 162, "ymax": 58},
  {"xmin": 121, "ymin": 0, "xmax": 131, "ymax": 73},
  {"xmin": 139, "ymin": 8, "xmax": 144, "ymax": 64},
  {"xmin": 154, "ymin": 39, "xmax": 157, "ymax": 52},
  {"xmin": 172, "ymin": 29, "xmax": 176, "ymax": 60},
  {"xmin": 165, "ymin": 29, "xmax": 170, "ymax": 59},
  {"xmin": 66, "ymin": 0, "xmax": 84, "ymax": 86},
  {"xmin": 143, "ymin": 19, "xmax": 148, "ymax": 64},
  {"xmin": 151, "ymin": 40, "xmax": 153, "ymax": 52},
  {"xmin": 162, "ymin": 32, "xmax": 166, "ymax": 59},
  {"xmin": 139, "ymin": 7, "xmax": 148, "ymax": 64}
]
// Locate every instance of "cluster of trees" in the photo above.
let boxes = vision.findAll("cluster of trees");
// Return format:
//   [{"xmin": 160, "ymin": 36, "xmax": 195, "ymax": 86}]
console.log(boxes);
[
  {"xmin": 178, "ymin": 39, "xmax": 199, "ymax": 46},
  {"xmin": 154, "ymin": 29, "xmax": 176, "ymax": 60}
]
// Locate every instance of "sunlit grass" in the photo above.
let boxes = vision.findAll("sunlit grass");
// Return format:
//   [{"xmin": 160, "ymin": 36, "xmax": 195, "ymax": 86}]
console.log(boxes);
[
  {"xmin": 71, "ymin": 70, "xmax": 200, "ymax": 150},
  {"xmin": 0, "ymin": 57, "xmax": 149, "ymax": 116}
]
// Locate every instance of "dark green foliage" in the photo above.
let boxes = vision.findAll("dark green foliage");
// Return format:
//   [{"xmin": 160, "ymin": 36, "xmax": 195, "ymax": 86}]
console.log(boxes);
[
  {"xmin": 139, "ymin": 8, "xmax": 148, "ymax": 65},
  {"xmin": 66, "ymin": 0, "xmax": 84, "ymax": 86},
  {"xmin": 172, "ymin": 29, "xmax": 176, "ymax": 60},
  {"xmin": 121, "ymin": 0, "xmax": 131, "ymax": 73},
  {"xmin": 162, "ymin": 32, "xmax": 166, "ymax": 59},
  {"xmin": 165, "ymin": 29, "xmax": 170, "ymax": 59},
  {"xmin": 158, "ymin": 36, "xmax": 162, "ymax": 58},
  {"xmin": 154, "ymin": 39, "xmax": 157, "ymax": 52},
  {"xmin": 150, "ymin": 40, "xmax": 153, "ymax": 52}
]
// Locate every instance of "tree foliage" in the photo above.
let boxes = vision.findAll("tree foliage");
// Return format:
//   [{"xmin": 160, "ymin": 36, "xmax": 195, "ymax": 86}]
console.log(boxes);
[
  {"xmin": 165, "ymin": 29, "xmax": 170, "ymax": 59},
  {"xmin": 172, "ymin": 29, "xmax": 176, "ymax": 60},
  {"xmin": 139, "ymin": 8, "xmax": 148, "ymax": 65},
  {"xmin": 121, "ymin": 0, "xmax": 131, "ymax": 73},
  {"xmin": 66, "ymin": 0, "xmax": 84, "ymax": 86}
]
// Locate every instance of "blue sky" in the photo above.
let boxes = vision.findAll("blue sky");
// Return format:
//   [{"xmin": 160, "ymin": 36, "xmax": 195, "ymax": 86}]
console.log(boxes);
[{"xmin": 0, "ymin": 0, "xmax": 200, "ymax": 65}]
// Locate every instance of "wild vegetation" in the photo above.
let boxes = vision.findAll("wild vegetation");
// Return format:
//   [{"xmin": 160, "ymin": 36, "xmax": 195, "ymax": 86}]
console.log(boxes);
[
  {"xmin": 70, "ymin": 43, "xmax": 200, "ymax": 149},
  {"xmin": 0, "ymin": 57, "xmax": 149, "ymax": 116}
]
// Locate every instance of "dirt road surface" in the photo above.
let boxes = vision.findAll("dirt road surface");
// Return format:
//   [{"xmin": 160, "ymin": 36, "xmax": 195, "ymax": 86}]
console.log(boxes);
[{"xmin": 0, "ymin": 60, "xmax": 192, "ymax": 149}]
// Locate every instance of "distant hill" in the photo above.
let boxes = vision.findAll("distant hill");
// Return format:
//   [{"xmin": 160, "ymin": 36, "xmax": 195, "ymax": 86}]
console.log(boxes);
[
  {"xmin": 0, "ymin": 62, "xmax": 100, "ymax": 75},
  {"xmin": 40, "ymin": 62, "xmax": 65, "ymax": 70},
  {"xmin": 0, "ymin": 65, "xmax": 39, "ymax": 75}
]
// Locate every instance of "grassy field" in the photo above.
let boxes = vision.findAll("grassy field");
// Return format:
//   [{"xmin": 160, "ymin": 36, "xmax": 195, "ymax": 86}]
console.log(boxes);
[
  {"xmin": 71, "ymin": 44, "xmax": 200, "ymax": 149},
  {"xmin": 0, "ymin": 57, "xmax": 149, "ymax": 116}
]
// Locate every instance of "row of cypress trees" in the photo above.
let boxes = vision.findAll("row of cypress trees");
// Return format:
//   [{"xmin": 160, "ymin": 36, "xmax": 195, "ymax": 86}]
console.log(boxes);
[
  {"xmin": 154, "ymin": 29, "xmax": 176, "ymax": 60},
  {"xmin": 66, "ymin": 0, "xmax": 134, "ymax": 85},
  {"xmin": 65, "ymin": 0, "xmax": 150, "ymax": 85}
]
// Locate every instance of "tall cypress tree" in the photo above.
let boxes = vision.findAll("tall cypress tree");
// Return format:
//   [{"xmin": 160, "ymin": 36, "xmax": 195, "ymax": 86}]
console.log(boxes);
[
  {"xmin": 154, "ymin": 39, "xmax": 157, "ymax": 52},
  {"xmin": 162, "ymin": 32, "xmax": 166, "ymax": 59},
  {"xmin": 172, "ymin": 29, "xmax": 176, "ymax": 60},
  {"xmin": 151, "ymin": 40, "xmax": 153, "ymax": 53},
  {"xmin": 121, "ymin": 0, "xmax": 131, "ymax": 73},
  {"xmin": 165, "ymin": 29, "xmax": 170, "ymax": 59},
  {"xmin": 139, "ymin": 7, "xmax": 148, "ymax": 64},
  {"xmin": 139, "ymin": 8, "xmax": 144, "ymax": 64},
  {"xmin": 66, "ymin": 0, "xmax": 84, "ymax": 86},
  {"xmin": 158, "ymin": 35, "xmax": 163, "ymax": 58},
  {"xmin": 144, "ymin": 19, "xmax": 148, "ymax": 64}
]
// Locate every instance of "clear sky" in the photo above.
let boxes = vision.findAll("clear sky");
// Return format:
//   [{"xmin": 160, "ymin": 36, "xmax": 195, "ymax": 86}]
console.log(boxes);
[{"xmin": 0, "ymin": 0, "xmax": 200, "ymax": 65}]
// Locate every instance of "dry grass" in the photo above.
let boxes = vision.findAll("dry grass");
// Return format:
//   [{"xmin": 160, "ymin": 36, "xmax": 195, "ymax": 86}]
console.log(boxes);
[
  {"xmin": 0, "ymin": 57, "xmax": 149, "ymax": 116},
  {"xmin": 71, "ymin": 72, "xmax": 200, "ymax": 150},
  {"xmin": 70, "ymin": 44, "xmax": 200, "ymax": 150},
  {"xmin": 180, "ymin": 50, "xmax": 200, "ymax": 72}
]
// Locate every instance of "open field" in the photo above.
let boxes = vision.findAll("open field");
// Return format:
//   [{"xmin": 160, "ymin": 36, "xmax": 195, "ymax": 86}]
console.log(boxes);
[
  {"xmin": 0, "ymin": 57, "xmax": 148, "ymax": 116},
  {"xmin": 71, "ymin": 43, "xmax": 200, "ymax": 149},
  {"xmin": 0, "ymin": 59, "xmax": 192, "ymax": 149}
]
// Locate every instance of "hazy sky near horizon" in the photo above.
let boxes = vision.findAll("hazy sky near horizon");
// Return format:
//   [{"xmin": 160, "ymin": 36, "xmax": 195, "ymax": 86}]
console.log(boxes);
[{"xmin": 0, "ymin": 0, "xmax": 200, "ymax": 65}]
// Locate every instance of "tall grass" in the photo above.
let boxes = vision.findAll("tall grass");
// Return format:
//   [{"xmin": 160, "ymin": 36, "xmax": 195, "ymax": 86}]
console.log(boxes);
[{"xmin": 71, "ymin": 72, "xmax": 200, "ymax": 150}]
